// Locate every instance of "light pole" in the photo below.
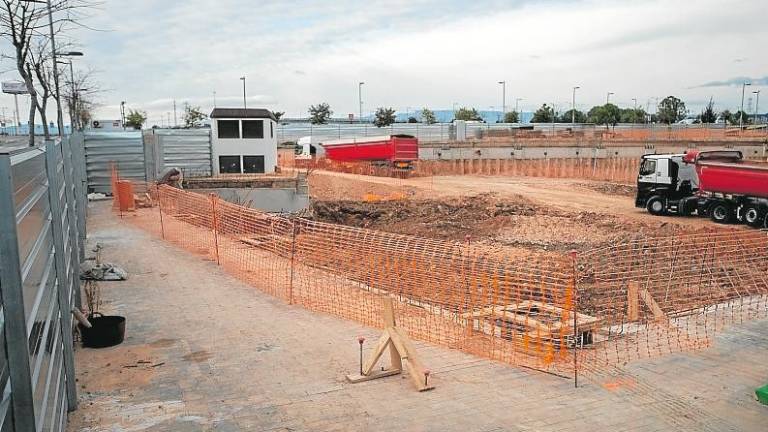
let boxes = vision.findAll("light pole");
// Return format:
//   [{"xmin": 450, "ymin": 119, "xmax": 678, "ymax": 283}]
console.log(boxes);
[
  {"xmin": 358, "ymin": 82, "xmax": 365, "ymax": 122},
  {"xmin": 740, "ymin": 81, "xmax": 751, "ymax": 130},
  {"xmin": 56, "ymin": 51, "xmax": 83, "ymax": 131},
  {"xmin": 606, "ymin": 92, "xmax": 614, "ymax": 105},
  {"xmin": 515, "ymin": 98, "xmax": 522, "ymax": 123},
  {"xmin": 240, "ymin": 76, "xmax": 247, "ymax": 110},
  {"xmin": 632, "ymin": 98, "xmax": 638, "ymax": 123},
  {"xmin": 120, "ymin": 101, "xmax": 126, "ymax": 129},
  {"xmin": 213, "ymin": 90, "xmax": 217, "ymax": 108},
  {"xmin": 572, "ymin": 86, "xmax": 580, "ymax": 125},
  {"xmin": 753, "ymin": 90, "xmax": 761, "ymax": 124},
  {"xmin": 498, "ymin": 81, "xmax": 506, "ymax": 120}
]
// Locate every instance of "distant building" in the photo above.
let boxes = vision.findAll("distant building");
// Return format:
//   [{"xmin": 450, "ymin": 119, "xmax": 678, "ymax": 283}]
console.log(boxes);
[{"xmin": 210, "ymin": 108, "xmax": 277, "ymax": 175}]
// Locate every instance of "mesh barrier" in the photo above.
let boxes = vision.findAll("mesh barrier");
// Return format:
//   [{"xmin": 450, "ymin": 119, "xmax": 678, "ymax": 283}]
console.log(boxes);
[
  {"xmin": 294, "ymin": 157, "xmax": 639, "ymax": 183},
  {"xmin": 114, "ymin": 179, "xmax": 768, "ymax": 380}
]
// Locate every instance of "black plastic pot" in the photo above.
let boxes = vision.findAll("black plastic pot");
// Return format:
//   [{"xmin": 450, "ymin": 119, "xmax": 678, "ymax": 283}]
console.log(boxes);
[{"xmin": 79, "ymin": 313, "xmax": 126, "ymax": 348}]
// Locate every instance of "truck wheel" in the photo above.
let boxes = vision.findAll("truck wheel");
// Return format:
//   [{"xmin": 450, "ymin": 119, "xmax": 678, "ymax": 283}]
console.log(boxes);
[
  {"xmin": 709, "ymin": 202, "xmax": 734, "ymax": 224},
  {"xmin": 646, "ymin": 196, "xmax": 666, "ymax": 216},
  {"xmin": 743, "ymin": 205, "xmax": 762, "ymax": 227}
]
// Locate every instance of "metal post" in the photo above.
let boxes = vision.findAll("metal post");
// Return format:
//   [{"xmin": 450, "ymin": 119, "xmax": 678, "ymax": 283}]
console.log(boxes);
[
  {"xmin": 753, "ymin": 90, "xmax": 761, "ymax": 125},
  {"xmin": 210, "ymin": 193, "xmax": 221, "ymax": 265},
  {"xmin": 157, "ymin": 185, "xmax": 166, "ymax": 239},
  {"xmin": 288, "ymin": 221, "xmax": 298, "ymax": 305},
  {"xmin": 61, "ymin": 137, "xmax": 83, "ymax": 309},
  {"xmin": 0, "ymin": 154, "xmax": 37, "ymax": 430},
  {"xmin": 740, "ymin": 82, "xmax": 751, "ymax": 133},
  {"xmin": 240, "ymin": 76, "xmax": 247, "ymax": 110},
  {"xmin": 44, "ymin": 140, "xmax": 78, "ymax": 411},
  {"xmin": 569, "ymin": 249, "xmax": 579, "ymax": 388},
  {"xmin": 572, "ymin": 86, "xmax": 580, "ymax": 125},
  {"xmin": 358, "ymin": 82, "xmax": 365, "ymax": 122}
]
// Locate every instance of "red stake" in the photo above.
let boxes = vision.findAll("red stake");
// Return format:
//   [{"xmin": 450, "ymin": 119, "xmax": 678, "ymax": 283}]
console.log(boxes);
[{"xmin": 358, "ymin": 336, "xmax": 365, "ymax": 375}]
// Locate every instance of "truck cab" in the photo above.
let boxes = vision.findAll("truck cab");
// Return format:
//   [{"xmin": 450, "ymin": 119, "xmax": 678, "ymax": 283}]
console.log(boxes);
[{"xmin": 635, "ymin": 154, "xmax": 699, "ymax": 216}]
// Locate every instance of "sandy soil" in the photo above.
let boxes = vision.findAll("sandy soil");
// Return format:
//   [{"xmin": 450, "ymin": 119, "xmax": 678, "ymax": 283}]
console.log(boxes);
[{"xmin": 307, "ymin": 171, "xmax": 742, "ymax": 252}]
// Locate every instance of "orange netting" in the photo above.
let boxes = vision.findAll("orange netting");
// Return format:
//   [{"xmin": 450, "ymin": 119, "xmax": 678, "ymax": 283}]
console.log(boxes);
[{"xmin": 112, "ymin": 178, "xmax": 768, "ymax": 379}]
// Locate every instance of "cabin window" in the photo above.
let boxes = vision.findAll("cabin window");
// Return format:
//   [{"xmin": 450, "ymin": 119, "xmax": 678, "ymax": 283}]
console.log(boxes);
[
  {"xmin": 219, "ymin": 155, "xmax": 241, "ymax": 174},
  {"xmin": 640, "ymin": 159, "xmax": 656, "ymax": 176},
  {"xmin": 217, "ymin": 120, "xmax": 240, "ymax": 139},
  {"xmin": 243, "ymin": 155, "xmax": 265, "ymax": 174},
  {"xmin": 242, "ymin": 120, "xmax": 264, "ymax": 139}
]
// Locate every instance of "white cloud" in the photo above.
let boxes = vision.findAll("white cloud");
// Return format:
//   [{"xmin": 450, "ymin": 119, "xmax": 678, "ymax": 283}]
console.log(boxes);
[{"xmin": 1, "ymin": 0, "xmax": 766, "ymax": 123}]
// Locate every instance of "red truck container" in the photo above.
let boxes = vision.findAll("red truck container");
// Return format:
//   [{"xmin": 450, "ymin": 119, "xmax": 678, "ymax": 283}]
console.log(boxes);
[
  {"xmin": 320, "ymin": 134, "xmax": 419, "ymax": 169},
  {"xmin": 683, "ymin": 150, "xmax": 768, "ymax": 199}
]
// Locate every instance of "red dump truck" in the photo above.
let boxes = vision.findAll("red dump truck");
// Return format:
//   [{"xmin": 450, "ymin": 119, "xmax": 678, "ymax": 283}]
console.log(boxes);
[
  {"xmin": 320, "ymin": 134, "xmax": 419, "ymax": 169},
  {"xmin": 635, "ymin": 150, "xmax": 768, "ymax": 227}
]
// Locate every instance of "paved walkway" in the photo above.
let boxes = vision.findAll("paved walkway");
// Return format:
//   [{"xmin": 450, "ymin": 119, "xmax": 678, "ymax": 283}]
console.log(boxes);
[{"xmin": 68, "ymin": 202, "xmax": 768, "ymax": 431}]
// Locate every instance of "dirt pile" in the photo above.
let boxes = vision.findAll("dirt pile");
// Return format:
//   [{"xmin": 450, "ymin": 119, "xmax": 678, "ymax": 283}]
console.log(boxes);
[{"xmin": 310, "ymin": 193, "xmax": 721, "ymax": 252}]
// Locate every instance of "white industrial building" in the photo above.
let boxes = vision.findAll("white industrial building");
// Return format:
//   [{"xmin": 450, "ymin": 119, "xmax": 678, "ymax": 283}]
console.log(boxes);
[{"xmin": 210, "ymin": 108, "xmax": 278, "ymax": 175}]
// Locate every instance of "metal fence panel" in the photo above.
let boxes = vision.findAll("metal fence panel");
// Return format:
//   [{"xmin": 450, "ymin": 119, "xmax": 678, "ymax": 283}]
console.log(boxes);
[
  {"xmin": 0, "ymin": 137, "xmax": 84, "ymax": 432},
  {"xmin": 146, "ymin": 129, "xmax": 212, "ymax": 179},
  {"xmin": 84, "ymin": 131, "xmax": 145, "ymax": 193}
]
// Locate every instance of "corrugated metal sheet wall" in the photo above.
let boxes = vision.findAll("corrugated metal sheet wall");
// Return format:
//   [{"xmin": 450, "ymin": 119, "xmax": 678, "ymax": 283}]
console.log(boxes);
[
  {"xmin": 144, "ymin": 129, "xmax": 212, "ymax": 179},
  {"xmin": 84, "ymin": 131, "xmax": 145, "ymax": 193},
  {"xmin": 0, "ymin": 138, "xmax": 84, "ymax": 432}
]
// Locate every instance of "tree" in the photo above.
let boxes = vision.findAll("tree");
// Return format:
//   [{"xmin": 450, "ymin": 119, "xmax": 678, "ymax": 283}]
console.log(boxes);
[
  {"xmin": 62, "ymin": 67, "xmax": 101, "ymax": 131},
  {"xmin": 503, "ymin": 111, "xmax": 519, "ymax": 123},
  {"xmin": 182, "ymin": 103, "xmax": 207, "ymax": 128},
  {"xmin": 420, "ymin": 108, "xmax": 437, "ymax": 124},
  {"xmin": 699, "ymin": 98, "xmax": 717, "ymax": 124},
  {"xmin": 1, "ymin": 0, "xmax": 96, "ymax": 145},
  {"xmin": 588, "ymin": 104, "xmax": 621, "ymax": 129},
  {"xmin": 733, "ymin": 110, "xmax": 751, "ymax": 126},
  {"xmin": 657, "ymin": 96, "xmax": 686, "ymax": 124},
  {"xmin": 530, "ymin": 104, "xmax": 555, "ymax": 123},
  {"xmin": 558, "ymin": 109, "xmax": 586, "ymax": 123},
  {"xmin": 619, "ymin": 108, "xmax": 647, "ymax": 123},
  {"xmin": 373, "ymin": 107, "xmax": 396, "ymax": 127},
  {"xmin": 308, "ymin": 102, "xmax": 332, "ymax": 124},
  {"xmin": 454, "ymin": 107, "xmax": 482, "ymax": 121},
  {"xmin": 272, "ymin": 111, "xmax": 284, "ymax": 122},
  {"xmin": 125, "ymin": 109, "xmax": 147, "ymax": 130},
  {"xmin": 720, "ymin": 109, "xmax": 733, "ymax": 125}
]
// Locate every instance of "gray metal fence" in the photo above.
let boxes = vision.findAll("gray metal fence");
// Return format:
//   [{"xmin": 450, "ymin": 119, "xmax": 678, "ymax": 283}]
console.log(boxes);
[
  {"xmin": 0, "ymin": 138, "xmax": 85, "ymax": 432},
  {"xmin": 83, "ymin": 131, "xmax": 145, "ymax": 193},
  {"xmin": 143, "ymin": 129, "xmax": 212, "ymax": 180}
]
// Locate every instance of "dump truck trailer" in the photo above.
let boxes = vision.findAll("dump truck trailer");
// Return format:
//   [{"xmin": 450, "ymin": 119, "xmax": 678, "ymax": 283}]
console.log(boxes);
[
  {"xmin": 635, "ymin": 150, "xmax": 768, "ymax": 227},
  {"xmin": 320, "ymin": 134, "xmax": 419, "ymax": 169}
]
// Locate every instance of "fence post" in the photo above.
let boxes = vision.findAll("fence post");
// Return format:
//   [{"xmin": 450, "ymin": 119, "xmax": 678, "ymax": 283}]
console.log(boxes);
[
  {"xmin": 210, "ymin": 193, "xmax": 221, "ymax": 265},
  {"xmin": 0, "ymin": 154, "xmax": 37, "ymax": 430},
  {"xmin": 155, "ymin": 184, "xmax": 166, "ymax": 239},
  {"xmin": 570, "ymin": 249, "xmax": 580, "ymax": 388},
  {"xmin": 44, "ymin": 140, "xmax": 79, "ymax": 411},
  {"xmin": 288, "ymin": 220, "xmax": 298, "ymax": 305}
]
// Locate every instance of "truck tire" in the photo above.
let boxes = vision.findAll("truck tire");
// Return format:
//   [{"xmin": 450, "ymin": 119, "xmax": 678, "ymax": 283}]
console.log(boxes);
[
  {"xmin": 646, "ymin": 196, "xmax": 666, "ymax": 216},
  {"xmin": 709, "ymin": 202, "xmax": 734, "ymax": 224},
  {"xmin": 743, "ymin": 205, "xmax": 762, "ymax": 227}
]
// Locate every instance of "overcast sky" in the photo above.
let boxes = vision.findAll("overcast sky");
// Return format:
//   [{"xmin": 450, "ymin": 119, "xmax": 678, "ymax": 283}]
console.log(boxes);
[{"xmin": 1, "ymin": 0, "xmax": 766, "ymax": 125}]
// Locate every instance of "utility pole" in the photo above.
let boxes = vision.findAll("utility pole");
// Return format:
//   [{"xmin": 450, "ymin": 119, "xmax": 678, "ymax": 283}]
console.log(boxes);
[
  {"xmin": 753, "ymin": 90, "xmax": 761, "ymax": 124},
  {"xmin": 740, "ymin": 81, "xmax": 751, "ymax": 131},
  {"xmin": 173, "ymin": 99, "xmax": 177, "ymax": 127},
  {"xmin": 213, "ymin": 90, "xmax": 217, "ymax": 108},
  {"xmin": 498, "ymin": 81, "xmax": 506, "ymax": 120},
  {"xmin": 358, "ymin": 82, "xmax": 365, "ymax": 122},
  {"xmin": 13, "ymin": 94, "xmax": 20, "ymax": 135},
  {"xmin": 240, "ymin": 76, "xmax": 247, "ymax": 110},
  {"xmin": 120, "ymin": 101, "xmax": 126, "ymax": 130},
  {"xmin": 572, "ymin": 86, "xmax": 580, "ymax": 125},
  {"xmin": 606, "ymin": 91, "xmax": 614, "ymax": 105},
  {"xmin": 632, "ymin": 98, "xmax": 638, "ymax": 123}
]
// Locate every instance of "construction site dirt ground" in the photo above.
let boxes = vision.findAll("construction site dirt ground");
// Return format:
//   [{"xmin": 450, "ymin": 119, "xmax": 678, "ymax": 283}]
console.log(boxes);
[
  {"xmin": 307, "ymin": 171, "xmax": 740, "ymax": 252},
  {"xmin": 67, "ymin": 202, "xmax": 768, "ymax": 432}
]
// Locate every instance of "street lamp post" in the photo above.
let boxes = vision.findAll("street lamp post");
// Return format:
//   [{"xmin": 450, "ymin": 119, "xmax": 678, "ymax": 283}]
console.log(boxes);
[
  {"xmin": 515, "ymin": 98, "xmax": 522, "ymax": 123},
  {"xmin": 56, "ymin": 51, "xmax": 83, "ymax": 131},
  {"xmin": 572, "ymin": 86, "xmax": 580, "ymax": 125},
  {"xmin": 240, "ymin": 76, "xmax": 247, "ymax": 110},
  {"xmin": 606, "ymin": 92, "xmax": 614, "ymax": 105},
  {"xmin": 358, "ymin": 82, "xmax": 364, "ymax": 122},
  {"xmin": 753, "ymin": 90, "xmax": 761, "ymax": 124},
  {"xmin": 740, "ymin": 81, "xmax": 751, "ymax": 130},
  {"xmin": 120, "ymin": 101, "xmax": 126, "ymax": 130},
  {"xmin": 632, "ymin": 98, "xmax": 638, "ymax": 123},
  {"xmin": 498, "ymin": 81, "xmax": 506, "ymax": 120}
]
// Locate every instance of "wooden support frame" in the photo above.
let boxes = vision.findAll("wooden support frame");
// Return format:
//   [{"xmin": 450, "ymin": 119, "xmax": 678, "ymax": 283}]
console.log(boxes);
[
  {"xmin": 627, "ymin": 282, "xmax": 668, "ymax": 323},
  {"xmin": 346, "ymin": 297, "xmax": 434, "ymax": 392}
]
